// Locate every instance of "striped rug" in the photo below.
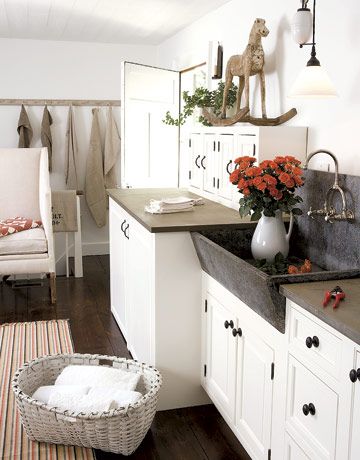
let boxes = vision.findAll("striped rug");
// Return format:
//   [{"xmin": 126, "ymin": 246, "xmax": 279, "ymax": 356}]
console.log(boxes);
[{"xmin": 0, "ymin": 320, "xmax": 95, "ymax": 459}]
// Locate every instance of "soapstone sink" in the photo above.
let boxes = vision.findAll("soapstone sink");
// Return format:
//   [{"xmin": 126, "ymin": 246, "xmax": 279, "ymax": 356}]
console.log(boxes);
[{"xmin": 191, "ymin": 227, "xmax": 360, "ymax": 333}]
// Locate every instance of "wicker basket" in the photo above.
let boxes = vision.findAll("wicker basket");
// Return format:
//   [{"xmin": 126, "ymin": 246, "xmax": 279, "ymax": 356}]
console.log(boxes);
[{"xmin": 12, "ymin": 353, "xmax": 162, "ymax": 455}]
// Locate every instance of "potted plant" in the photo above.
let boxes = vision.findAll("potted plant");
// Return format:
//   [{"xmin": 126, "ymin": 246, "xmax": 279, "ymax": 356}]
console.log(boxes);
[
  {"xmin": 163, "ymin": 81, "xmax": 238, "ymax": 127},
  {"xmin": 229, "ymin": 155, "xmax": 304, "ymax": 262}
]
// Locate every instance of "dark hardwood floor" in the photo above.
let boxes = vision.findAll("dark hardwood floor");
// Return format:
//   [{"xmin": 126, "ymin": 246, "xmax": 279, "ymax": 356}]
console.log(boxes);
[{"xmin": 0, "ymin": 255, "xmax": 250, "ymax": 460}]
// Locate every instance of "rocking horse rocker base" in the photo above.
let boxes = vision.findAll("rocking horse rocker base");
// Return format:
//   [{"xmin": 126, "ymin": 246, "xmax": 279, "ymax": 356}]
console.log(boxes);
[{"xmin": 201, "ymin": 107, "xmax": 298, "ymax": 127}]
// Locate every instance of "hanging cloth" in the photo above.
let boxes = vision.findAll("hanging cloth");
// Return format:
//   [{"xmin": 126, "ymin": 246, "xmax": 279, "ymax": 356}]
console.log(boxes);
[
  {"xmin": 65, "ymin": 105, "xmax": 79, "ymax": 191},
  {"xmin": 85, "ymin": 108, "xmax": 106, "ymax": 228},
  {"xmin": 17, "ymin": 104, "xmax": 33, "ymax": 148},
  {"xmin": 104, "ymin": 106, "xmax": 120, "ymax": 189},
  {"xmin": 41, "ymin": 105, "xmax": 53, "ymax": 171}
]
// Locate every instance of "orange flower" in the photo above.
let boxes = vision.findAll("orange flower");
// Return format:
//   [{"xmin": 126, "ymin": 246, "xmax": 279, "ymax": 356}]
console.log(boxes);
[
  {"xmin": 288, "ymin": 265, "xmax": 299, "ymax": 274},
  {"xmin": 252, "ymin": 176, "xmax": 263, "ymax": 186},
  {"xmin": 285, "ymin": 156, "xmax": 301, "ymax": 165},
  {"xmin": 294, "ymin": 175, "xmax": 304, "ymax": 186},
  {"xmin": 256, "ymin": 182, "xmax": 267, "ymax": 192},
  {"xmin": 263, "ymin": 174, "xmax": 277, "ymax": 186},
  {"xmin": 237, "ymin": 178, "xmax": 248, "ymax": 190},
  {"xmin": 229, "ymin": 169, "xmax": 241, "ymax": 183},
  {"xmin": 269, "ymin": 188, "xmax": 283, "ymax": 200},
  {"xmin": 243, "ymin": 187, "xmax": 250, "ymax": 196},
  {"xmin": 274, "ymin": 156, "xmax": 286, "ymax": 164},
  {"xmin": 285, "ymin": 178, "xmax": 295, "ymax": 188},
  {"xmin": 284, "ymin": 163, "xmax": 293, "ymax": 172},
  {"xmin": 293, "ymin": 166, "xmax": 303, "ymax": 176},
  {"xmin": 234, "ymin": 156, "xmax": 256, "ymax": 165},
  {"xmin": 279, "ymin": 172, "xmax": 291, "ymax": 184},
  {"xmin": 245, "ymin": 166, "xmax": 262, "ymax": 177}
]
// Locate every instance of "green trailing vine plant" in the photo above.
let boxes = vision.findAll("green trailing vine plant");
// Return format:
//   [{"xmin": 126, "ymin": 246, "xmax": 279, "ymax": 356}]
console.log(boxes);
[{"xmin": 163, "ymin": 81, "xmax": 238, "ymax": 127}]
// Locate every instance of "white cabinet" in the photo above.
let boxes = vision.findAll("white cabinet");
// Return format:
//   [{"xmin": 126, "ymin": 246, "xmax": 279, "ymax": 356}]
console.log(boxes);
[
  {"xmin": 204, "ymin": 292, "xmax": 237, "ymax": 421},
  {"xmin": 202, "ymin": 274, "xmax": 283, "ymax": 460},
  {"xmin": 348, "ymin": 350, "xmax": 360, "ymax": 460},
  {"xmin": 188, "ymin": 126, "xmax": 308, "ymax": 209},
  {"xmin": 109, "ymin": 197, "xmax": 209, "ymax": 410}
]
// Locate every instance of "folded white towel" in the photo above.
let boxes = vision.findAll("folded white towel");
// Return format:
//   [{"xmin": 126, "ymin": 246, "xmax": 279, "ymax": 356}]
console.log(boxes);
[
  {"xmin": 88, "ymin": 386, "xmax": 142, "ymax": 407},
  {"xmin": 160, "ymin": 196, "xmax": 204, "ymax": 206},
  {"xmin": 48, "ymin": 392, "xmax": 114, "ymax": 413},
  {"xmin": 55, "ymin": 365, "xmax": 140, "ymax": 391},
  {"xmin": 145, "ymin": 205, "xmax": 194, "ymax": 214},
  {"xmin": 144, "ymin": 196, "xmax": 204, "ymax": 214},
  {"xmin": 32, "ymin": 385, "xmax": 90, "ymax": 404}
]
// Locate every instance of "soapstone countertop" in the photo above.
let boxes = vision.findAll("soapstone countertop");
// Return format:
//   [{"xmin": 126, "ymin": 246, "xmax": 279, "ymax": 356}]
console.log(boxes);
[
  {"xmin": 107, "ymin": 188, "xmax": 256, "ymax": 233},
  {"xmin": 281, "ymin": 279, "xmax": 360, "ymax": 345}
]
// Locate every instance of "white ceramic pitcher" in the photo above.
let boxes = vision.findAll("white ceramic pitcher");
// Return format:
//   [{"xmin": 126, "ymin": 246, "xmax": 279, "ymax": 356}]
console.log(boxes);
[{"xmin": 251, "ymin": 210, "xmax": 294, "ymax": 262}]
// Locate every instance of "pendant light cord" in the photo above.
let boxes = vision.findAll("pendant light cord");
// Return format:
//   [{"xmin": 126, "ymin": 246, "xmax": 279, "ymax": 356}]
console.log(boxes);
[{"xmin": 308, "ymin": 0, "xmax": 320, "ymax": 66}]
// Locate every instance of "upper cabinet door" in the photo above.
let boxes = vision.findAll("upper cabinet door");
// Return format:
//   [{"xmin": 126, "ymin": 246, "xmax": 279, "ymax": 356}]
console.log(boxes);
[
  {"xmin": 121, "ymin": 62, "xmax": 180, "ymax": 189},
  {"xmin": 217, "ymin": 134, "xmax": 235, "ymax": 200},
  {"xmin": 349, "ymin": 351, "xmax": 360, "ymax": 460}
]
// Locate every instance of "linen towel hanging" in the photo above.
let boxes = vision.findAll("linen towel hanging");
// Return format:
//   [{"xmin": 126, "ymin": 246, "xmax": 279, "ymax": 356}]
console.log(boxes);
[
  {"xmin": 51, "ymin": 190, "xmax": 78, "ymax": 232},
  {"xmin": 104, "ymin": 106, "xmax": 120, "ymax": 189},
  {"xmin": 17, "ymin": 104, "xmax": 33, "ymax": 148},
  {"xmin": 65, "ymin": 105, "xmax": 79, "ymax": 191},
  {"xmin": 41, "ymin": 105, "xmax": 53, "ymax": 171},
  {"xmin": 85, "ymin": 108, "xmax": 106, "ymax": 228}
]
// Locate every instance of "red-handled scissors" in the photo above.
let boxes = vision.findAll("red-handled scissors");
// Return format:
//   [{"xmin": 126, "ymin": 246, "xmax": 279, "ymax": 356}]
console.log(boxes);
[{"xmin": 323, "ymin": 286, "xmax": 345, "ymax": 309}]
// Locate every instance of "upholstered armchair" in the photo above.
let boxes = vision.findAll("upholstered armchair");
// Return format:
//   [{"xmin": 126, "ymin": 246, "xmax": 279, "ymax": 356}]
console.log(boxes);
[{"xmin": 0, "ymin": 148, "xmax": 56, "ymax": 303}]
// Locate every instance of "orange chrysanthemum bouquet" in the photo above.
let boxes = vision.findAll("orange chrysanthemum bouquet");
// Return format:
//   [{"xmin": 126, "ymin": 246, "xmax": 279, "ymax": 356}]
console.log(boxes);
[{"xmin": 230, "ymin": 155, "xmax": 305, "ymax": 221}]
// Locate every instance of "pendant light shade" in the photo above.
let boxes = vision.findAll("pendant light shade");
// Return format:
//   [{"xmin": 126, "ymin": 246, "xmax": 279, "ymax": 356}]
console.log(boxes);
[
  {"xmin": 289, "ymin": 64, "xmax": 337, "ymax": 98},
  {"xmin": 292, "ymin": 8, "xmax": 312, "ymax": 44}
]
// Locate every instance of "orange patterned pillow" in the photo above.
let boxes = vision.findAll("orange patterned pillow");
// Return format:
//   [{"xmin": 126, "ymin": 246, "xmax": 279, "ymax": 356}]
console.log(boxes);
[{"xmin": 0, "ymin": 217, "xmax": 43, "ymax": 237}]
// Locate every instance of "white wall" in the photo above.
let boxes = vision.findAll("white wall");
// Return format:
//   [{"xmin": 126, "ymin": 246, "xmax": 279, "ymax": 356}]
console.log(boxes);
[
  {"xmin": 0, "ymin": 38, "xmax": 157, "ymax": 269},
  {"xmin": 157, "ymin": 0, "xmax": 360, "ymax": 176}
]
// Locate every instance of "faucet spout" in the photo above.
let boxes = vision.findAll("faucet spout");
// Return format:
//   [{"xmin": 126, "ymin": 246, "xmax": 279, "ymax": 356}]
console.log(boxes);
[{"xmin": 304, "ymin": 150, "xmax": 354, "ymax": 223}]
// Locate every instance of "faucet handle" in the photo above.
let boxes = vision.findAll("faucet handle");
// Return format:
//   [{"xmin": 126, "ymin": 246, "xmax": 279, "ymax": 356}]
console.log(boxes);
[{"xmin": 307, "ymin": 207, "xmax": 315, "ymax": 219}]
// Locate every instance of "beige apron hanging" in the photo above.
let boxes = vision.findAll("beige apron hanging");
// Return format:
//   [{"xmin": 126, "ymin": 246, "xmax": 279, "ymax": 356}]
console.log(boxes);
[
  {"xmin": 17, "ymin": 104, "xmax": 33, "ymax": 148},
  {"xmin": 65, "ymin": 105, "xmax": 79, "ymax": 191},
  {"xmin": 104, "ymin": 106, "xmax": 120, "ymax": 189},
  {"xmin": 41, "ymin": 105, "xmax": 53, "ymax": 171}
]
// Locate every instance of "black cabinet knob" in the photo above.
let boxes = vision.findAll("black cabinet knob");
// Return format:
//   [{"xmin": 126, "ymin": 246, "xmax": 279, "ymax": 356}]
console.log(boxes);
[
  {"xmin": 224, "ymin": 320, "xmax": 234, "ymax": 329},
  {"xmin": 306, "ymin": 336, "xmax": 320, "ymax": 348},
  {"xmin": 349, "ymin": 368, "xmax": 360, "ymax": 382},
  {"xmin": 232, "ymin": 328, "xmax": 242, "ymax": 337},
  {"xmin": 350, "ymin": 369, "xmax": 357, "ymax": 382},
  {"xmin": 303, "ymin": 403, "xmax": 316, "ymax": 416}
]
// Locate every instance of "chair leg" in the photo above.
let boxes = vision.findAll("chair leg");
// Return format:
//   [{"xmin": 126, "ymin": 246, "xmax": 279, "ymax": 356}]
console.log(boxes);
[{"xmin": 49, "ymin": 272, "xmax": 57, "ymax": 304}]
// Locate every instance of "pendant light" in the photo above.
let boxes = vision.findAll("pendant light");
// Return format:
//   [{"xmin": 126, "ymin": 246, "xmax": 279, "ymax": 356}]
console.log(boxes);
[{"xmin": 288, "ymin": 0, "xmax": 337, "ymax": 98}]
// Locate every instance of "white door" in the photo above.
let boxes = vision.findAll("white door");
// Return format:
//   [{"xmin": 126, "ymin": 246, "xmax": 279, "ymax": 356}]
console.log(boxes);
[
  {"xmin": 189, "ymin": 133, "xmax": 203, "ymax": 189},
  {"xmin": 126, "ymin": 219, "xmax": 153, "ymax": 365},
  {"xmin": 203, "ymin": 134, "xmax": 217, "ymax": 194},
  {"xmin": 121, "ymin": 62, "xmax": 180, "ymax": 188},
  {"xmin": 204, "ymin": 292, "xmax": 237, "ymax": 422},
  {"xmin": 235, "ymin": 328, "xmax": 274, "ymax": 460},
  {"xmin": 109, "ymin": 200, "xmax": 128, "ymax": 340},
  {"xmin": 217, "ymin": 134, "xmax": 235, "ymax": 200},
  {"xmin": 236, "ymin": 134, "xmax": 257, "ymax": 160},
  {"xmin": 349, "ymin": 351, "xmax": 360, "ymax": 460}
]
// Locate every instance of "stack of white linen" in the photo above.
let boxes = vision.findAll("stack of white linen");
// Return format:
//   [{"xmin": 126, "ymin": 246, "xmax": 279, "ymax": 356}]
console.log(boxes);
[
  {"xmin": 32, "ymin": 365, "xmax": 143, "ymax": 414},
  {"xmin": 145, "ymin": 196, "xmax": 204, "ymax": 214}
]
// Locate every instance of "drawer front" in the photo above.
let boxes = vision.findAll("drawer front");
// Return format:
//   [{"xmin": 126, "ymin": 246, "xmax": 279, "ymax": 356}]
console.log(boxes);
[
  {"xmin": 286, "ymin": 356, "xmax": 338, "ymax": 460},
  {"xmin": 289, "ymin": 306, "xmax": 342, "ymax": 379},
  {"xmin": 285, "ymin": 434, "xmax": 312, "ymax": 460}
]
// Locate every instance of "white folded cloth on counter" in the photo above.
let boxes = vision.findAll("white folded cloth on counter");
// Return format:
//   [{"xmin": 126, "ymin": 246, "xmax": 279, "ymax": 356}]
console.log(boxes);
[
  {"xmin": 55, "ymin": 365, "xmax": 141, "ymax": 391},
  {"xmin": 88, "ymin": 386, "xmax": 142, "ymax": 406},
  {"xmin": 145, "ymin": 196, "xmax": 204, "ymax": 214},
  {"xmin": 48, "ymin": 392, "xmax": 114, "ymax": 413},
  {"xmin": 32, "ymin": 384, "xmax": 90, "ymax": 404}
]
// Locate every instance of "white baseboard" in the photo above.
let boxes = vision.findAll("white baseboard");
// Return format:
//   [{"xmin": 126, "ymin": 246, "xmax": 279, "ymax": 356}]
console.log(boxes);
[{"xmin": 82, "ymin": 241, "xmax": 109, "ymax": 256}]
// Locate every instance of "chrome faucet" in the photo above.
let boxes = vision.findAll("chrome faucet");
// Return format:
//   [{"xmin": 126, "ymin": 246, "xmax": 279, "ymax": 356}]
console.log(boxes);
[{"xmin": 303, "ymin": 149, "xmax": 355, "ymax": 223}]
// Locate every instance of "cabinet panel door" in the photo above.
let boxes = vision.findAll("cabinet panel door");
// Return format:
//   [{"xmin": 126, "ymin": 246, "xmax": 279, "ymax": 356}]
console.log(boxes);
[
  {"xmin": 235, "ymin": 330, "xmax": 274, "ymax": 460},
  {"xmin": 203, "ymin": 134, "xmax": 217, "ymax": 193},
  {"xmin": 189, "ymin": 133, "xmax": 203, "ymax": 189},
  {"xmin": 236, "ymin": 134, "xmax": 257, "ymax": 159},
  {"xmin": 285, "ymin": 434, "xmax": 312, "ymax": 460},
  {"xmin": 217, "ymin": 134, "xmax": 235, "ymax": 200},
  {"xmin": 286, "ymin": 356, "xmax": 338, "ymax": 460},
  {"xmin": 349, "ymin": 351, "xmax": 360, "ymax": 460},
  {"xmin": 109, "ymin": 200, "xmax": 127, "ymax": 339},
  {"xmin": 127, "ymin": 220, "xmax": 153, "ymax": 364},
  {"xmin": 204, "ymin": 292, "xmax": 237, "ymax": 421}
]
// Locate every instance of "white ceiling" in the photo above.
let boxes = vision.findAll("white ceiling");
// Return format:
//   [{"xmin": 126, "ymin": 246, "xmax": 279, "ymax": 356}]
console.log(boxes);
[{"xmin": 0, "ymin": 0, "xmax": 231, "ymax": 45}]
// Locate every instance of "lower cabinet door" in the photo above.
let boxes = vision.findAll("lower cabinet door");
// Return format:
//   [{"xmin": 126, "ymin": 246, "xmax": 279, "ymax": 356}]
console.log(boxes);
[
  {"xmin": 204, "ymin": 292, "xmax": 237, "ymax": 422},
  {"xmin": 349, "ymin": 351, "xmax": 360, "ymax": 460},
  {"xmin": 126, "ymin": 220, "xmax": 153, "ymax": 365},
  {"xmin": 234, "ymin": 329, "xmax": 274, "ymax": 460},
  {"xmin": 285, "ymin": 434, "xmax": 312, "ymax": 460},
  {"xmin": 286, "ymin": 356, "xmax": 338, "ymax": 460}
]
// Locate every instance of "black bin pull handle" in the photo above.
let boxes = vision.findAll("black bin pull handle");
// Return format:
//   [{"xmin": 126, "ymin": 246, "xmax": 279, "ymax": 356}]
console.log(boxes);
[
  {"xmin": 120, "ymin": 219, "xmax": 126, "ymax": 232},
  {"xmin": 226, "ymin": 160, "xmax": 232, "ymax": 175},
  {"xmin": 123, "ymin": 223, "xmax": 130, "ymax": 239},
  {"xmin": 201, "ymin": 156, "xmax": 206, "ymax": 169},
  {"xmin": 195, "ymin": 155, "xmax": 201, "ymax": 168}
]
